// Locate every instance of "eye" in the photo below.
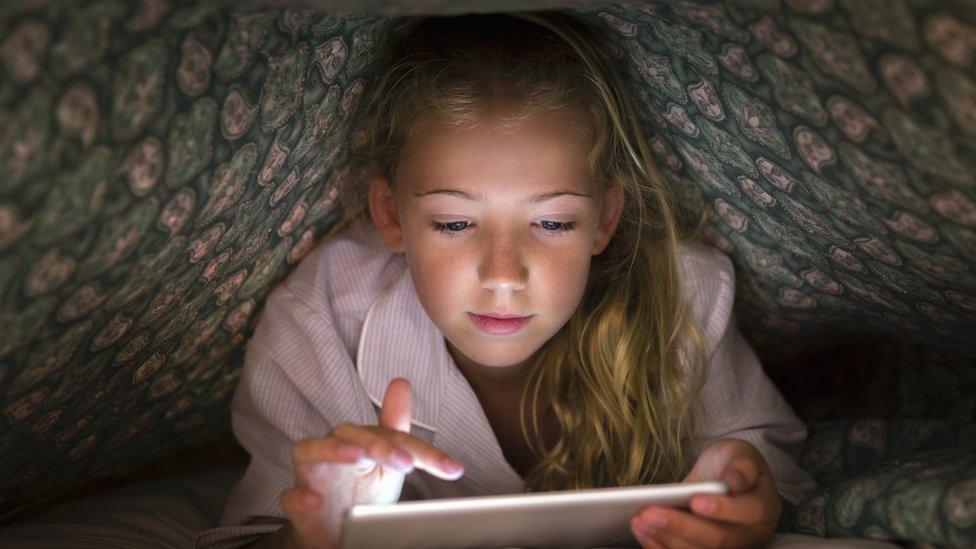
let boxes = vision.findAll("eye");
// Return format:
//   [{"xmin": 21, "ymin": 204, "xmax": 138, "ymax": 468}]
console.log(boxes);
[
  {"xmin": 430, "ymin": 220, "xmax": 576, "ymax": 236},
  {"xmin": 430, "ymin": 221, "xmax": 468, "ymax": 233},
  {"xmin": 537, "ymin": 220, "xmax": 576, "ymax": 233}
]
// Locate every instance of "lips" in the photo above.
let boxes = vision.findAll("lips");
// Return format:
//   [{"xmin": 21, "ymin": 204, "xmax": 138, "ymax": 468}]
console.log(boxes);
[
  {"xmin": 468, "ymin": 312, "xmax": 532, "ymax": 335},
  {"xmin": 477, "ymin": 312, "xmax": 528, "ymax": 319}
]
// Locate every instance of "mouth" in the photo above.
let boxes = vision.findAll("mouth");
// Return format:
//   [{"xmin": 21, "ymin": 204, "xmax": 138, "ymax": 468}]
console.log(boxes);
[
  {"xmin": 476, "ymin": 312, "xmax": 529, "ymax": 319},
  {"xmin": 467, "ymin": 312, "xmax": 533, "ymax": 335}
]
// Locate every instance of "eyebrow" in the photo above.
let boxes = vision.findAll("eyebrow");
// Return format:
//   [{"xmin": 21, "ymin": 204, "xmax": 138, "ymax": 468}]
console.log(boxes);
[{"xmin": 412, "ymin": 188, "xmax": 592, "ymax": 203}]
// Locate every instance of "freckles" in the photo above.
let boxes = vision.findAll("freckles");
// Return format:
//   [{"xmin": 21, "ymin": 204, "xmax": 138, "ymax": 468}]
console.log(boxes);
[
  {"xmin": 412, "ymin": 255, "xmax": 450, "ymax": 287},
  {"xmin": 411, "ymin": 246, "xmax": 469, "ymax": 303},
  {"xmin": 543, "ymin": 246, "xmax": 591, "ymax": 304},
  {"xmin": 551, "ymin": 243, "xmax": 592, "ymax": 275}
]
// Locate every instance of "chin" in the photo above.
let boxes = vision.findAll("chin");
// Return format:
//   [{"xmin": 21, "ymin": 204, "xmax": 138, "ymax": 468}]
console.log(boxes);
[{"xmin": 456, "ymin": 338, "xmax": 540, "ymax": 368}]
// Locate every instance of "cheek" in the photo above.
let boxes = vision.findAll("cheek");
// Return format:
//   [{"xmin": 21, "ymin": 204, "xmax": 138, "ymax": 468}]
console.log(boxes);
[
  {"xmin": 405, "ymin": 241, "xmax": 470, "ymax": 314},
  {"xmin": 537, "ymin": 241, "xmax": 593, "ymax": 304},
  {"xmin": 556, "ymin": 227, "xmax": 595, "ymax": 264}
]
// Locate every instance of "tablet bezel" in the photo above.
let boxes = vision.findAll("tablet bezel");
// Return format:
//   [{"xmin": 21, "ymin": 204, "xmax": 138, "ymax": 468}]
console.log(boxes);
[{"xmin": 340, "ymin": 480, "xmax": 728, "ymax": 549}]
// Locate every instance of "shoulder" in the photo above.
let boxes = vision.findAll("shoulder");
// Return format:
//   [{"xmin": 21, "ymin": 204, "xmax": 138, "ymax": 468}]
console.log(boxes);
[
  {"xmin": 676, "ymin": 238, "xmax": 734, "ymax": 283},
  {"xmin": 243, "ymin": 219, "xmax": 406, "ymax": 390},
  {"xmin": 274, "ymin": 219, "xmax": 406, "ymax": 318},
  {"xmin": 675, "ymin": 239, "xmax": 736, "ymax": 351}
]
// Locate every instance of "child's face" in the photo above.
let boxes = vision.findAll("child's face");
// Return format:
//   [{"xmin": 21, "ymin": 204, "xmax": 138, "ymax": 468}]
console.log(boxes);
[{"xmin": 369, "ymin": 106, "xmax": 623, "ymax": 375}]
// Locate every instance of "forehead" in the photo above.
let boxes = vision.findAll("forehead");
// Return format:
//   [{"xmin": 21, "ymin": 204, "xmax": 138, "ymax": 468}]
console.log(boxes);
[{"xmin": 394, "ymin": 106, "xmax": 594, "ymax": 195}]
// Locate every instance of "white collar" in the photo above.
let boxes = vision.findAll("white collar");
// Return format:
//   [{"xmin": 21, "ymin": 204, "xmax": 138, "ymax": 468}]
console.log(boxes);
[
  {"xmin": 354, "ymin": 254, "xmax": 524, "ymax": 493},
  {"xmin": 356, "ymin": 260, "xmax": 448, "ymax": 432}
]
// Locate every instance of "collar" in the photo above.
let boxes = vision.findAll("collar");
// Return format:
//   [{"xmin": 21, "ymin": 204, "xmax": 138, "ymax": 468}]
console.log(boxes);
[
  {"xmin": 354, "ymin": 250, "xmax": 524, "ymax": 493},
  {"xmin": 356, "ymin": 256, "xmax": 448, "ymax": 432}
]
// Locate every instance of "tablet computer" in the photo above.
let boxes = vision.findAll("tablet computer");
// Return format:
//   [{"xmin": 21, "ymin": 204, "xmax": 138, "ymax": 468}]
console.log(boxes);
[{"xmin": 339, "ymin": 480, "xmax": 727, "ymax": 549}]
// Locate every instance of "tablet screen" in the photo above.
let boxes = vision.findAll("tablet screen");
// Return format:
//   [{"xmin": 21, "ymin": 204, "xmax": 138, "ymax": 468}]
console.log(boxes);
[{"xmin": 340, "ymin": 480, "xmax": 727, "ymax": 549}]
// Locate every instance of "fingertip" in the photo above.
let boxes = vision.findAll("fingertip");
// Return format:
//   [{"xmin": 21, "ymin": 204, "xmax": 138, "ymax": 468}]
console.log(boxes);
[
  {"xmin": 380, "ymin": 379, "xmax": 413, "ymax": 433},
  {"xmin": 732, "ymin": 456, "xmax": 759, "ymax": 479},
  {"xmin": 442, "ymin": 458, "xmax": 464, "ymax": 480},
  {"xmin": 438, "ymin": 469, "xmax": 464, "ymax": 481},
  {"xmin": 723, "ymin": 468, "xmax": 747, "ymax": 492},
  {"xmin": 390, "ymin": 377, "xmax": 411, "ymax": 392}
]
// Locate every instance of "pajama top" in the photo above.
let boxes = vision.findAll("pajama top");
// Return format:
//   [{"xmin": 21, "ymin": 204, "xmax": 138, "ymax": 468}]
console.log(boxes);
[{"xmin": 195, "ymin": 221, "xmax": 817, "ymax": 549}]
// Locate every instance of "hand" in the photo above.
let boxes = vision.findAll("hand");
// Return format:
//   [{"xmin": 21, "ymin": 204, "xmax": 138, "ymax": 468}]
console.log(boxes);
[
  {"xmin": 630, "ymin": 439, "xmax": 782, "ymax": 548},
  {"xmin": 280, "ymin": 378, "xmax": 466, "ymax": 549}
]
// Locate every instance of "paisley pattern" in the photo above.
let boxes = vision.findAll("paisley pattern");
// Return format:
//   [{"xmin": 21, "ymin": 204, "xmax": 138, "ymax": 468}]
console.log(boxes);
[
  {"xmin": 0, "ymin": 0, "xmax": 974, "ymax": 543},
  {"xmin": 797, "ymin": 419, "xmax": 976, "ymax": 545},
  {"xmin": 775, "ymin": 342, "xmax": 976, "ymax": 543}
]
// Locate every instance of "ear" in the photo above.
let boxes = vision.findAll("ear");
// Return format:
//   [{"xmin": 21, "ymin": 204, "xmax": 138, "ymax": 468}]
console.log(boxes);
[
  {"xmin": 592, "ymin": 183, "xmax": 624, "ymax": 256},
  {"xmin": 368, "ymin": 177, "xmax": 406, "ymax": 253}
]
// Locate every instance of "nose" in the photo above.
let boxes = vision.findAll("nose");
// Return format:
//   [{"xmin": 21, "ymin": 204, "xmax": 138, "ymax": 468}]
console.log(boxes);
[{"xmin": 478, "ymin": 229, "xmax": 528, "ymax": 294}]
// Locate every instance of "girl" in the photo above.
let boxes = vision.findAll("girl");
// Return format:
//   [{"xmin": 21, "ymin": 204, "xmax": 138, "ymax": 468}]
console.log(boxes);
[{"xmin": 196, "ymin": 11, "xmax": 816, "ymax": 549}]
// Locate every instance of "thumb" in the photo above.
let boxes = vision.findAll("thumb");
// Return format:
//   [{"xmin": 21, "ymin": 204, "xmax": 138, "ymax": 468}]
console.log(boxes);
[
  {"xmin": 681, "ymin": 442, "xmax": 729, "ymax": 483},
  {"xmin": 379, "ymin": 377, "xmax": 412, "ymax": 433},
  {"xmin": 722, "ymin": 456, "xmax": 759, "ymax": 494}
]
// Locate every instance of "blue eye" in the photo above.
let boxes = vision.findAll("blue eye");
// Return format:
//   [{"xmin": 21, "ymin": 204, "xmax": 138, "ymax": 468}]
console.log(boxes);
[
  {"xmin": 429, "ymin": 220, "xmax": 576, "ymax": 235},
  {"xmin": 431, "ymin": 221, "xmax": 471, "ymax": 233},
  {"xmin": 538, "ymin": 220, "xmax": 576, "ymax": 233}
]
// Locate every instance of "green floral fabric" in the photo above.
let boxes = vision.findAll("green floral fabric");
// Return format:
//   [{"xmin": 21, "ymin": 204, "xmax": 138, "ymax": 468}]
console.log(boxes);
[
  {"xmin": 777, "ymin": 344, "xmax": 976, "ymax": 544},
  {"xmin": 798, "ymin": 419, "xmax": 976, "ymax": 545},
  {"xmin": 0, "ymin": 0, "xmax": 973, "ymax": 544}
]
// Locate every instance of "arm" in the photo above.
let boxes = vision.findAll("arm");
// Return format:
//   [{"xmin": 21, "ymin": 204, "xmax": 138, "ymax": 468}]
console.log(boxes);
[
  {"xmin": 690, "ymin": 282, "xmax": 816, "ymax": 504},
  {"xmin": 682, "ymin": 243, "xmax": 816, "ymax": 505},
  {"xmin": 630, "ymin": 243, "xmax": 814, "ymax": 547}
]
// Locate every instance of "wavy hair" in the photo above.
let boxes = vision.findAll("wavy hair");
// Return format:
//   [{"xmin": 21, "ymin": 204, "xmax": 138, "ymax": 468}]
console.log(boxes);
[{"xmin": 329, "ymin": 11, "xmax": 710, "ymax": 491}]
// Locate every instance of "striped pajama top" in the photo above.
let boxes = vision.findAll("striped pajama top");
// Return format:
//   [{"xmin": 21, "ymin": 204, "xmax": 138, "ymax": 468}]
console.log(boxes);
[{"xmin": 194, "ymin": 220, "xmax": 817, "ymax": 549}]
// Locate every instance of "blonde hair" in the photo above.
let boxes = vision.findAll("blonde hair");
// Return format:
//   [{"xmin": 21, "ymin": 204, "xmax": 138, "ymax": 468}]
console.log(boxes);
[{"xmin": 330, "ymin": 11, "xmax": 710, "ymax": 490}]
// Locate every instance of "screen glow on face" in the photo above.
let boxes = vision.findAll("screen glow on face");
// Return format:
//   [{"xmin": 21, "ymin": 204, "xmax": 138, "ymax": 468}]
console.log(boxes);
[
  {"xmin": 386, "ymin": 107, "xmax": 610, "ymax": 377},
  {"xmin": 419, "ymin": 187, "xmax": 588, "ymax": 241}
]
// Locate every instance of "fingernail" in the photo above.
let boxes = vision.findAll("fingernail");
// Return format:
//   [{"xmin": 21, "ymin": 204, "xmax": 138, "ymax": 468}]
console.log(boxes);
[{"xmin": 443, "ymin": 458, "xmax": 464, "ymax": 476}]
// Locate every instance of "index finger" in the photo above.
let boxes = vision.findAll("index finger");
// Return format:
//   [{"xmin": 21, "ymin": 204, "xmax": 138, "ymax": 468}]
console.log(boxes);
[{"xmin": 379, "ymin": 377, "xmax": 412, "ymax": 433}]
